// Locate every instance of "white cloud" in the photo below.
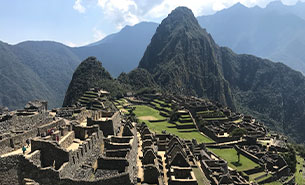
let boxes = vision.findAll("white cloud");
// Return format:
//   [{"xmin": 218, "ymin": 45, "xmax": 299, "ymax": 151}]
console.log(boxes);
[
  {"xmin": 96, "ymin": 0, "xmax": 304, "ymax": 30},
  {"xmin": 97, "ymin": 0, "xmax": 163, "ymax": 29},
  {"xmin": 93, "ymin": 27, "xmax": 106, "ymax": 41},
  {"xmin": 73, "ymin": 0, "xmax": 86, "ymax": 13}
]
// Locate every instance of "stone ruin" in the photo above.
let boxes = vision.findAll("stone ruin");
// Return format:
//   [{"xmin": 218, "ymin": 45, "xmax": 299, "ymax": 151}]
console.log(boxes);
[
  {"xmin": 0, "ymin": 92, "xmax": 299, "ymax": 185},
  {"xmin": 0, "ymin": 96, "xmax": 137, "ymax": 185}
]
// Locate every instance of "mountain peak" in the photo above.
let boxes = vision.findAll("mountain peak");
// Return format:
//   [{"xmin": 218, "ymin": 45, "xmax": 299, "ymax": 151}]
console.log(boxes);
[
  {"xmin": 138, "ymin": 6, "xmax": 234, "ymax": 108},
  {"xmin": 63, "ymin": 56, "xmax": 112, "ymax": 106},
  {"xmin": 160, "ymin": 6, "xmax": 199, "ymax": 30},
  {"xmin": 266, "ymin": 0, "xmax": 284, "ymax": 8},
  {"xmin": 231, "ymin": 2, "xmax": 247, "ymax": 9}
]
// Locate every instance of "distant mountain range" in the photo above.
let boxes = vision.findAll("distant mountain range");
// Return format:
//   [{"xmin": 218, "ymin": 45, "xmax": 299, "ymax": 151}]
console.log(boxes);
[
  {"xmin": 0, "ymin": 41, "xmax": 80, "ymax": 109},
  {"xmin": 0, "ymin": 22, "xmax": 157, "ymax": 109},
  {"xmin": 72, "ymin": 22, "xmax": 158, "ymax": 77},
  {"xmin": 2, "ymin": 1, "xmax": 305, "ymax": 111},
  {"xmin": 197, "ymin": 1, "xmax": 305, "ymax": 75},
  {"xmin": 65, "ymin": 6, "xmax": 305, "ymax": 143}
]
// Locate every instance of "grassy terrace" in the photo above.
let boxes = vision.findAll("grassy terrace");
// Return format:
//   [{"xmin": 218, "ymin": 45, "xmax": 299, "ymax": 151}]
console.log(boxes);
[
  {"xmin": 264, "ymin": 181, "xmax": 283, "ymax": 185},
  {"xmin": 133, "ymin": 105, "xmax": 214, "ymax": 143},
  {"xmin": 208, "ymin": 148, "xmax": 260, "ymax": 171},
  {"xmin": 192, "ymin": 167, "xmax": 208, "ymax": 185},
  {"xmin": 295, "ymin": 155, "xmax": 305, "ymax": 185},
  {"xmin": 151, "ymin": 101, "xmax": 172, "ymax": 112}
]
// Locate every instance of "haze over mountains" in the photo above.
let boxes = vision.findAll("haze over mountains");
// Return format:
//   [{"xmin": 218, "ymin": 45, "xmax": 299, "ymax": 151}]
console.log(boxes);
[
  {"xmin": 197, "ymin": 1, "xmax": 305, "ymax": 74},
  {"xmin": 1, "ymin": 1, "xmax": 305, "ymax": 112}
]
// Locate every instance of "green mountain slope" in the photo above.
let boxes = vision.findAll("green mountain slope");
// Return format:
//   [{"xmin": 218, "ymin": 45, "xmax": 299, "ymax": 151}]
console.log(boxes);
[
  {"xmin": 0, "ymin": 41, "xmax": 81, "ymax": 109},
  {"xmin": 63, "ymin": 57, "xmax": 124, "ymax": 107},
  {"xmin": 138, "ymin": 7, "xmax": 235, "ymax": 109},
  {"xmin": 132, "ymin": 7, "xmax": 305, "ymax": 143},
  {"xmin": 0, "ymin": 42, "xmax": 55, "ymax": 109}
]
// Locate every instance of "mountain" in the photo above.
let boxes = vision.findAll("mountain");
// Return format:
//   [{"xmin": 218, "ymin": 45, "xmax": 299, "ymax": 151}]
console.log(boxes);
[
  {"xmin": 126, "ymin": 6, "xmax": 305, "ymax": 143},
  {"xmin": 63, "ymin": 57, "xmax": 124, "ymax": 107},
  {"xmin": 266, "ymin": 1, "xmax": 305, "ymax": 20},
  {"xmin": 0, "ymin": 22, "xmax": 157, "ymax": 110},
  {"xmin": 138, "ymin": 7, "xmax": 235, "ymax": 109},
  {"xmin": 0, "ymin": 41, "xmax": 80, "ymax": 110},
  {"xmin": 72, "ymin": 22, "xmax": 158, "ymax": 77},
  {"xmin": 197, "ymin": 1, "xmax": 305, "ymax": 74}
]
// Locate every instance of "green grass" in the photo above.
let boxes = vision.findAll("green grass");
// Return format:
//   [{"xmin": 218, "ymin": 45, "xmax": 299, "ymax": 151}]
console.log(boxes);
[
  {"xmin": 209, "ymin": 148, "xmax": 260, "ymax": 171},
  {"xmin": 133, "ymin": 105, "xmax": 214, "ymax": 143},
  {"xmin": 249, "ymin": 172, "xmax": 267, "ymax": 181},
  {"xmin": 153, "ymin": 99, "xmax": 166, "ymax": 105},
  {"xmin": 192, "ymin": 167, "xmax": 208, "ymax": 185},
  {"xmin": 295, "ymin": 155, "xmax": 305, "ymax": 185},
  {"xmin": 264, "ymin": 181, "xmax": 282, "ymax": 185},
  {"xmin": 197, "ymin": 110, "xmax": 214, "ymax": 114},
  {"xmin": 203, "ymin": 117, "xmax": 228, "ymax": 121},
  {"xmin": 133, "ymin": 105, "xmax": 165, "ymax": 120},
  {"xmin": 232, "ymin": 118, "xmax": 243, "ymax": 123}
]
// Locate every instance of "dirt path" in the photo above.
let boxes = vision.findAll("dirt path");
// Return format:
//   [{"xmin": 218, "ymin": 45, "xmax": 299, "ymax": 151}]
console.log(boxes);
[
  {"xmin": 137, "ymin": 132, "xmax": 144, "ymax": 184},
  {"xmin": 158, "ymin": 151, "xmax": 168, "ymax": 185},
  {"xmin": 1, "ymin": 145, "xmax": 31, "ymax": 157}
]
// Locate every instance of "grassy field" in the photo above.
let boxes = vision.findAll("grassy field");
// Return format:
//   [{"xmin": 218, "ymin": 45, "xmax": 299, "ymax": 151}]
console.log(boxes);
[
  {"xmin": 209, "ymin": 148, "xmax": 260, "ymax": 171},
  {"xmin": 133, "ymin": 105, "xmax": 214, "ymax": 143},
  {"xmin": 295, "ymin": 155, "xmax": 305, "ymax": 185}
]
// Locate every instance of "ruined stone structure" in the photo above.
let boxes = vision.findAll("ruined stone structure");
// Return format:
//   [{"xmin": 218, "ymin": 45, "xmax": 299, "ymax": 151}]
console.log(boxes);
[{"xmin": 0, "ymin": 92, "xmax": 299, "ymax": 185}]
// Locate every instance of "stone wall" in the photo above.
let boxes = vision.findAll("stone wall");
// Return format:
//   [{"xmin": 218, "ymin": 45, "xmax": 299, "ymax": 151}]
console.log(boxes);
[
  {"xmin": 234, "ymin": 145, "xmax": 263, "ymax": 165},
  {"xmin": 127, "ymin": 125, "xmax": 138, "ymax": 183},
  {"xmin": 61, "ymin": 172, "xmax": 131, "ymax": 185},
  {"xmin": 59, "ymin": 131, "xmax": 75, "ymax": 148},
  {"xmin": 87, "ymin": 111, "xmax": 121, "ymax": 137},
  {"xmin": 0, "ymin": 112, "xmax": 53, "ymax": 135},
  {"xmin": 98, "ymin": 156, "xmax": 129, "ymax": 172},
  {"xmin": 31, "ymin": 139, "xmax": 70, "ymax": 170},
  {"xmin": 68, "ymin": 131, "xmax": 102, "ymax": 168},
  {"xmin": 73, "ymin": 124, "xmax": 99, "ymax": 140},
  {"xmin": 0, "ymin": 155, "xmax": 21, "ymax": 185},
  {"xmin": 0, "ymin": 128, "xmax": 37, "ymax": 155},
  {"xmin": 37, "ymin": 119, "xmax": 66, "ymax": 136},
  {"xmin": 0, "ymin": 114, "xmax": 61, "ymax": 155}
]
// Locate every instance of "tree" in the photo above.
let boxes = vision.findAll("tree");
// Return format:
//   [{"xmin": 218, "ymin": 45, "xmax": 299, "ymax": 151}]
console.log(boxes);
[
  {"xmin": 281, "ymin": 144, "xmax": 297, "ymax": 173},
  {"xmin": 230, "ymin": 128, "xmax": 247, "ymax": 137}
]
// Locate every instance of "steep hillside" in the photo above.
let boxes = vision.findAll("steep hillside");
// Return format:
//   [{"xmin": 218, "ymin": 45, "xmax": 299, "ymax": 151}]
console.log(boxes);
[
  {"xmin": 63, "ymin": 57, "xmax": 124, "ymax": 107},
  {"xmin": 197, "ymin": 2, "xmax": 305, "ymax": 74},
  {"xmin": 134, "ymin": 7, "xmax": 305, "ymax": 142},
  {"xmin": 0, "ymin": 41, "xmax": 81, "ymax": 109},
  {"xmin": 220, "ymin": 47, "xmax": 305, "ymax": 141},
  {"xmin": 72, "ymin": 22, "xmax": 158, "ymax": 77},
  {"xmin": 11, "ymin": 41, "xmax": 81, "ymax": 107},
  {"xmin": 138, "ymin": 7, "xmax": 235, "ymax": 109},
  {"xmin": 0, "ymin": 42, "xmax": 55, "ymax": 109}
]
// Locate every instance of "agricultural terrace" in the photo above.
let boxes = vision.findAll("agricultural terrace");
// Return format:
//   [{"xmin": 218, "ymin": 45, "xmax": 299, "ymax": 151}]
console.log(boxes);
[
  {"xmin": 295, "ymin": 155, "xmax": 305, "ymax": 184},
  {"xmin": 133, "ymin": 104, "xmax": 214, "ymax": 143},
  {"xmin": 114, "ymin": 98, "xmax": 131, "ymax": 114},
  {"xmin": 208, "ymin": 148, "xmax": 260, "ymax": 171}
]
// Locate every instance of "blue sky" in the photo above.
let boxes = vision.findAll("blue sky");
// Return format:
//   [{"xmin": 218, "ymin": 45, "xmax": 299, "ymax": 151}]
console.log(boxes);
[{"xmin": 0, "ymin": 0, "xmax": 303, "ymax": 47}]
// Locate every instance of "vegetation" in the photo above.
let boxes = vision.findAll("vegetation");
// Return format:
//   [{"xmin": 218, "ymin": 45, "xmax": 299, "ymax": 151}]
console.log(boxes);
[
  {"xmin": 295, "ymin": 155, "xmax": 305, "ymax": 184},
  {"xmin": 209, "ymin": 148, "xmax": 260, "ymax": 171},
  {"xmin": 133, "ymin": 105, "xmax": 213, "ymax": 143},
  {"xmin": 0, "ymin": 41, "xmax": 80, "ymax": 109},
  {"xmin": 280, "ymin": 145, "xmax": 297, "ymax": 173},
  {"xmin": 63, "ymin": 57, "xmax": 126, "ymax": 107},
  {"xmin": 230, "ymin": 128, "xmax": 247, "ymax": 137}
]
